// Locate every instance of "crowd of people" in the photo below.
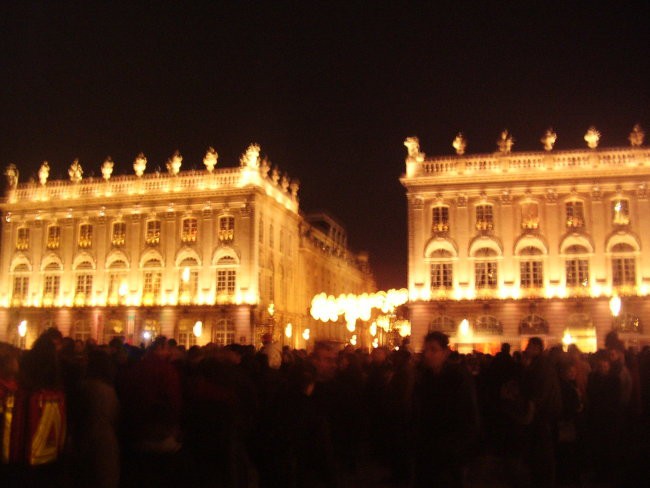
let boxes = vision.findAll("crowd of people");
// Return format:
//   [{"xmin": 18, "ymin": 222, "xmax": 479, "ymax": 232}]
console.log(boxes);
[{"xmin": 1, "ymin": 328, "xmax": 649, "ymax": 488}]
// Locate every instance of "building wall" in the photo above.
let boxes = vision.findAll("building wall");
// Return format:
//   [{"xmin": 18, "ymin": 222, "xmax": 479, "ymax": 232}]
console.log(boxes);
[{"xmin": 402, "ymin": 136, "xmax": 650, "ymax": 351}]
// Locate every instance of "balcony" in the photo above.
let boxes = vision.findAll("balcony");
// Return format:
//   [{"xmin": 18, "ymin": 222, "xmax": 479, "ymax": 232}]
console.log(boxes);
[
  {"xmin": 475, "ymin": 220, "xmax": 494, "ymax": 233},
  {"xmin": 218, "ymin": 229, "xmax": 234, "ymax": 243},
  {"xmin": 565, "ymin": 217, "xmax": 584, "ymax": 230},
  {"xmin": 431, "ymin": 222, "xmax": 449, "ymax": 235}
]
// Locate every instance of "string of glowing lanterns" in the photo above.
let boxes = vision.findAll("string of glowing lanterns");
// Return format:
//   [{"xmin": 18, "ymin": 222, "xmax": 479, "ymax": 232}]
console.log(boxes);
[{"xmin": 309, "ymin": 289, "xmax": 410, "ymax": 337}]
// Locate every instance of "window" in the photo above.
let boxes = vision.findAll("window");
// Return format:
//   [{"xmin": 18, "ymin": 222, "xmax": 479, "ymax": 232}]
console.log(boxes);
[
  {"xmin": 181, "ymin": 217, "xmax": 198, "ymax": 243},
  {"xmin": 16, "ymin": 227, "xmax": 30, "ymax": 250},
  {"xmin": 519, "ymin": 314, "xmax": 549, "ymax": 335},
  {"xmin": 112, "ymin": 222, "xmax": 126, "ymax": 247},
  {"xmin": 475, "ymin": 205, "xmax": 494, "ymax": 231},
  {"xmin": 565, "ymin": 245, "xmax": 589, "ymax": 288},
  {"xmin": 429, "ymin": 316, "xmax": 456, "ymax": 333},
  {"xmin": 145, "ymin": 220, "xmax": 161, "ymax": 245},
  {"xmin": 212, "ymin": 319, "xmax": 235, "ymax": 346},
  {"xmin": 79, "ymin": 224, "xmax": 93, "ymax": 248},
  {"xmin": 269, "ymin": 223, "xmax": 274, "ymax": 248},
  {"xmin": 430, "ymin": 249, "xmax": 453, "ymax": 289},
  {"xmin": 521, "ymin": 202, "xmax": 539, "ymax": 230},
  {"xmin": 179, "ymin": 258, "xmax": 199, "ymax": 305},
  {"xmin": 259, "ymin": 216, "xmax": 264, "ymax": 243},
  {"xmin": 612, "ymin": 312, "xmax": 642, "ymax": 333},
  {"xmin": 73, "ymin": 320, "xmax": 92, "ymax": 342},
  {"xmin": 474, "ymin": 248, "xmax": 498, "ymax": 289},
  {"xmin": 432, "ymin": 206, "xmax": 449, "ymax": 233},
  {"xmin": 47, "ymin": 225, "xmax": 61, "ymax": 249},
  {"xmin": 107, "ymin": 260, "xmax": 128, "ymax": 305},
  {"xmin": 612, "ymin": 199, "xmax": 630, "ymax": 226},
  {"xmin": 565, "ymin": 201, "xmax": 584, "ymax": 229},
  {"xmin": 218, "ymin": 216, "xmax": 234, "ymax": 243},
  {"xmin": 177, "ymin": 320, "xmax": 198, "ymax": 348},
  {"xmin": 611, "ymin": 243, "xmax": 636, "ymax": 287},
  {"xmin": 43, "ymin": 275, "xmax": 60, "ymax": 298},
  {"xmin": 279, "ymin": 228, "xmax": 285, "ymax": 254},
  {"xmin": 217, "ymin": 270, "xmax": 236, "ymax": 295},
  {"xmin": 142, "ymin": 258, "xmax": 162, "ymax": 306},
  {"xmin": 75, "ymin": 274, "xmax": 93, "ymax": 295},
  {"xmin": 519, "ymin": 246, "xmax": 543, "ymax": 288},
  {"xmin": 12, "ymin": 276, "xmax": 29, "ymax": 304},
  {"xmin": 475, "ymin": 315, "xmax": 503, "ymax": 335}
]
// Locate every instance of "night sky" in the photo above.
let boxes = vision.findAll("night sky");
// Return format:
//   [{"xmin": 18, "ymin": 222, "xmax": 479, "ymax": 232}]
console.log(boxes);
[{"xmin": 2, "ymin": 2, "xmax": 648, "ymax": 289}]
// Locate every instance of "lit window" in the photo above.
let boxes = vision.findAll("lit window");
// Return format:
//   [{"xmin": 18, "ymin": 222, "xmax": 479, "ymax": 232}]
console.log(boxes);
[
  {"xmin": 259, "ymin": 217, "xmax": 264, "ymax": 244},
  {"xmin": 177, "ymin": 320, "xmax": 198, "ymax": 348},
  {"xmin": 565, "ymin": 201, "xmax": 584, "ymax": 229},
  {"xmin": 47, "ymin": 225, "xmax": 61, "ymax": 249},
  {"xmin": 145, "ymin": 220, "xmax": 161, "ymax": 245},
  {"xmin": 73, "ymin": 320, "xmax": 92, "ymax": 342},
  {"xmin": 212, "ymin": 319, "xmax": 235, "ymax": 346},
  {"xmin": 612, "ymin": 312, "xmax": 642, "ymax": 333},
  {"xmin": 269, "ymin": 223, "xmax": 274, "ymax": 248},
  {"xmin": 43, "ymin": 275, "xmax": 60, "ymax": 297},
  {"xmin": 112, "ymin": 222, "xmax": 126, "ymax": 247},
  {"xmin": 181, "ymin": 218, "xmax": 198, "ymax": 243},
  {"xmin": 474, "ymin": 248, "xmax": 498, "ymax": 289},
  {"xmin": 428, "ymin": 316, "xmax": 456, "ymax": 333},
  {"xmin": 611, "ymin": 243, "xmax": 636, "ymax": 287},
  {"xmin": 179, "ymin": 259, "xmax": 199, "ymax": 304},
  {"xmin": 432, "ymin": 206, "xmax": 449, "ymax": 233},
  {"xmin": 16, "ymin": 227, "xmax": 30, "ymax": 251},
  {"xmin": 519, "ymin": 246, "xmax": 544, "ymax": 288},
  {"xmin": 612, "ymin": 199, "xmax": 630, "ymax": 226},
  {"xmin": 12, "ymin": 276, "xmax": 29, "ymax": 304},
  {"xmin": 475, "ymin": 205, "xmax": 494, "ymax": 231},
  {"xmin": 521, "ymin": 202, "xmax": 539, "ymax": 230},
  {"xmin": 218, "ymin": 216, "xmax": 234, "ymax": 243},
  {"xmin": 79, "ymin": 224, "xmax": 93, "ymax": 248},
  {"xmin": 217, "ymin": 270, "xmax": 236, "ymax": 296},
  {"xmin": 565, "ymin": 245, "xmax": 589, "ymax": 288},
  {"xmin": 430, "ymin": 249, "xmax": 453, "ymax": 290},
  {"xmin": 519, "ymin": 314, "xmax": 549, "ymax": 335},
  {"xmin": 279, "ymin": 228, "xmax": 285, "ymax": 254},
  {"xmin": 475, "ymin": 315, "xmax": 503, "ymax": 335}
]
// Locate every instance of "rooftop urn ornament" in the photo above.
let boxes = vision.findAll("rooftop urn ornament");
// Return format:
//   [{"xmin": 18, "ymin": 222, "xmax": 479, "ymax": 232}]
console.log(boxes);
[
  {"xmin": 629, "ymin": 124, "xmax": 645, "ymax": 147},
  {"xmin": 584, "ymin": 126, "xmax": 600, "ymax": 149},
  {"xmin": 240, "ymin": 143, "xmax": 261, "ymax": 169},
  {"xmin": 497, "ymin": 130, "xmax": 514, "ymax": 154},
  {"xmin": 4, "ymin": 164, "xmax": 18, "ymax": 190},
  {"xmin": 271, "ymin": 167, "xmax": 280, "ymax": 184},
  {"xmin": 290, "ymin": 179, "xmax": 300, "ymax": 199},
  {"xmin": 166, "ymin": 150, "xmax": 183, "ymax": 175},
  {"xmin": 281, "ymin": 174, "xmax": 290, "ymax": 192},
  {"xmin": 404, "ymin": 137, "xmax": 424, "ymax": 162},
  {"xmin": 541, "ymin": 128, "xmax": 557, "ymax": 151},
  {"xmin": 260, "ymin": 157, "xmax": 271, "ymax": 178},
  {"xmin": 452, "ymin": 133, "xmax": 467, "ymax": 155},
  {"xmin": 101, "ymin": 157, "xmax": 114, "ymax": 181},
  {"xmin": 133, "ymin": 152, "xmax": 147, "ymax": 177},
  {"xmin": 68, "ymin": 159, "xmax": 83, "ymax": 182},
  {"xmin": 38, "ymin": 161, "xmax": 50, "ymax": 185},
  {"xmin": 203, "ymin": 147, "xmax": 218, "ymax": 172}
]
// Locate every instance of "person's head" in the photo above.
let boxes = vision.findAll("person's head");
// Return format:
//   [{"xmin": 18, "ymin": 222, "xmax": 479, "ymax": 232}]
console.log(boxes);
[
  {"xmin": 150, "ymin": 336, "xmax": 170, "ymax": 359},
  {"xmin": 594, "ymin": 349, "xmax": 611, "ymax": 375},
  {"xmin": 525, "ymin": 336, "xmax": 544, "ymax": 360},
  {"xmin": 311, "ymin": 341, "xmax": 338, "ymax": 382},
  {"xmin": 500, "ymin": 342, "xmax": 511, "ymax": 355},
  {"xmin": 422, "ymin": 331, "xmax": 450, "ymax": 373},
  {"xmin": 605, "ymin": 331, "xmax": 625, "ymax": 364}
]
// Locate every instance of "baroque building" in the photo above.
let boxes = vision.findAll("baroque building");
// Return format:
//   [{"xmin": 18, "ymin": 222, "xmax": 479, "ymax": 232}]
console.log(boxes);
[
  {"xmin": 0, "ymin": 145, "xmax": 374, "ymax": 348},
  {"xmin": 401, "ymin": 126, "xmax": 650, "ymax": 352}
]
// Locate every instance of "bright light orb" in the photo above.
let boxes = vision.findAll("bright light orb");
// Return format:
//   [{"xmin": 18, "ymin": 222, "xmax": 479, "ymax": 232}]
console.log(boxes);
[
  {"xmin": 18, "ymin": 320, "xmax": 27, "ymax": 338},
  {"xmin": 193, "ymin": 321, "xmax": 203, "ymax": 338}
]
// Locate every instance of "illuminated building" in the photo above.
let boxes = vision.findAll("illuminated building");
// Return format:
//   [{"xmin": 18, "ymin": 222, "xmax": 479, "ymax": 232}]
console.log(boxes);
[
  {"xmin": 0, "ymin": 145, "xmax": 374, "ymax": 348},
  {"xmin": 401, "ymin": 126, "xmax": 650, "ymax": 352}
]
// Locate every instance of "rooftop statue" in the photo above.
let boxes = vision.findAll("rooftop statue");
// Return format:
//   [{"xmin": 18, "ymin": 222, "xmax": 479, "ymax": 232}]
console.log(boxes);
[
  {"xmin": 584, "ymin": 126, "xmax": 601, "ymax": 149},
  {"xmin": 404, "ymin": 137, "xmax": 424, "ymax": 162},
  {"xmin": 101, "ymin": 157, "xmax": 114, "ymax": 181},
  {"xmin": 240, "ymin": 143, "xmax": 261, "ymax": 169},
  {"xmin": 4, "ymin": 164, "xmax": 18, "ymax": 190},
  {"xmin": 271, "ymin": 167, "xmax": 280, "ymax": 184},
  {"xmin": 497, "ymin": 130, "xmax": 514, "ymax": 153},
  {"xmin": 629, "ymin": 124, "xmax": 645, "ymax": 147},
  {"xmin": 281, "ymin": 174, "xmax": 290, "ymax": 192},
  {"xmin": 290, "ymin": 180, "xmax": 300, "ymax": 199},
  {"xmin": 68, "ymin": 159, "xmax": 83, "ymax": 183},
  {"xmin": 452, "ymin": 133, "xmax": 467, "ymax": 155},
  {"xmin": 133, "ymin": 153, "xmax": 147, "ymax": 177},
  {"xmin": 38, "ymin": 161, "xmax": 50, "ymax": 185},
  {"xmin": 541, "ymin": 128, "xmax": 557, "ymax": 151},
  {"xmin": 260, "ymin": 157, "xmax": 271, "ymax": 178},
  {"xmin": 203, "ymin": 147, "xmax": 218, "ymax": 172},
  {"xmin": 167, "ymin": 150, "xmax": 183, "ymax": 175}
]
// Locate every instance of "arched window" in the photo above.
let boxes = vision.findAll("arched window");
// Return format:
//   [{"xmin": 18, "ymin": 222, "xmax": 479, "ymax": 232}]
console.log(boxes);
[
  {"xmin": 429, "ymin": 316, "xmax": 456, "ymax": 333},
  {"xmin": 612, "ymin": 312, "xmax": 642, "ymax": 333},
  {"xmin": 430, "ymin": 249, "xmax": 453, "ymax": 290},
  {"xmin": 107, "ymin": 260, "xmax": 129, "ymax": 305},
  {"xmin": 565, "ymin": 245, "xmax": 589, "ymax": 288},
  {"xmin": 212, "ymin": 319, "xmax": 235, "ymax": 346},
  {"xmin": 474, "ymin": 248, "xmax": 498, "ymax": 289},
  {"xmin": 519, "ymin": 314, "xmax": 549, "ymax": 335},
  {"xmin": 216, "ymin": 256, "xmax": 237, "ymax": 300},
  {"xmin": 142, "ymin": 258, "xmax": 162, "ymax": 306},
  {"xmin": 43, "ymin": 261, "xmax": 62, "ymax": 306},
  {"xmin": 179, "ymin": 257, "xmax": 199, "ymax": 305},
  {"xmin": 176, "ymin": 319, "xmax": 198, "ymax": 348},
  {"xmin": 611, "ymin": 242, "xmax": 636, "ymax": 288},
  {"xmin": 475, "ymin": 315, "xmax": 503, "ymax": 335},
  {"xmin": 519, "ymin": 246, "xmax": 544, "ymax": 288}
]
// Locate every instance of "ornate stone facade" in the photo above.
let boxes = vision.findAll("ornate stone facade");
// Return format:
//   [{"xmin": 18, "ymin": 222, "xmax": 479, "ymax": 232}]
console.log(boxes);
[
  {"xmin": 401, "ymin": 128, "xmax": 650, "ymax": 352},
  {"xmin": 0, "ymin": 145, "xmax": 374, "ymax": 348}
]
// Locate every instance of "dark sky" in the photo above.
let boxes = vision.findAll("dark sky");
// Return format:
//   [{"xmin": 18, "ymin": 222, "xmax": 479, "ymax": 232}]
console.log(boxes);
[{"xmin": 1, "ymin": 1, "xmax": 648, "ymax": 289}]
